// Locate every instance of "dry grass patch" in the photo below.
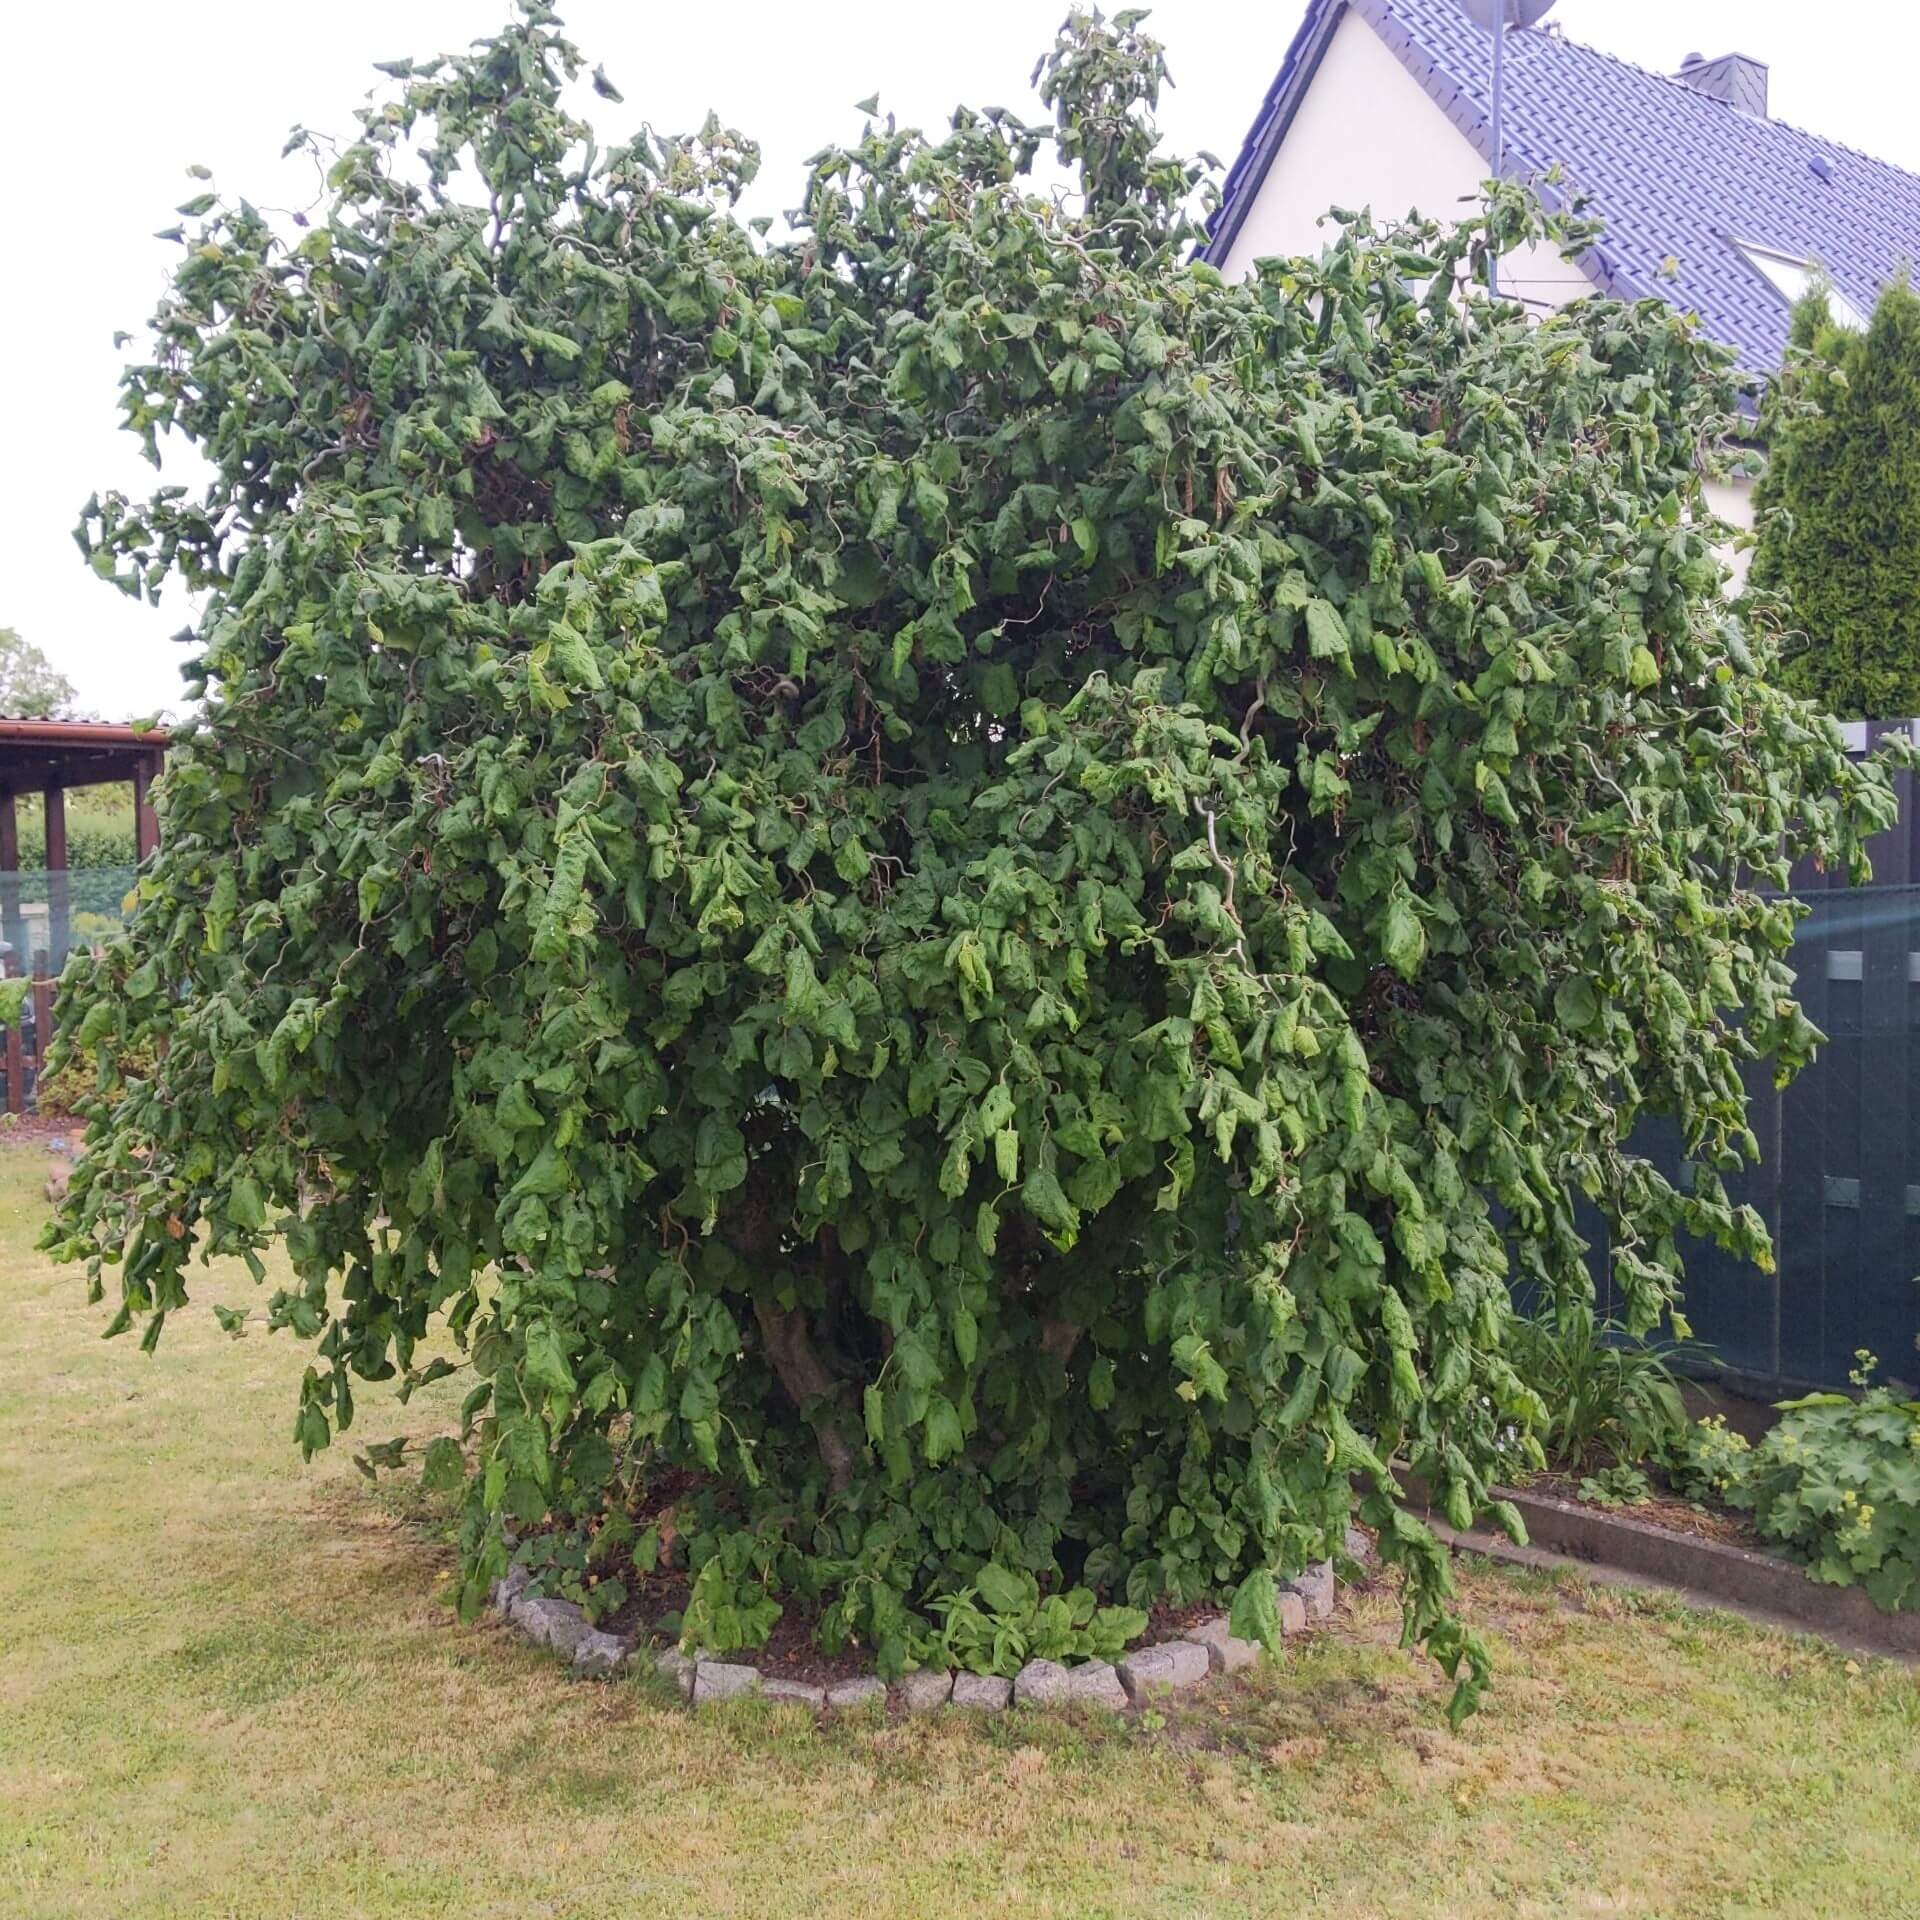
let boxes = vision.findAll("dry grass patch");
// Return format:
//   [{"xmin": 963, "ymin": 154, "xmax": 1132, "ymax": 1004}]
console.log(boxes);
[{"xmin": 1, "ymin": 1149, "xmax": 1915, "ymax": 1919}]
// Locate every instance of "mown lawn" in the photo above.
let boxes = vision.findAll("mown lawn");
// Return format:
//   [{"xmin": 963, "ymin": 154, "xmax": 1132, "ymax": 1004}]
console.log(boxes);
[{"xmin": 1, "ymin": 1146, "xmax": 1915, "ymax": 1920}]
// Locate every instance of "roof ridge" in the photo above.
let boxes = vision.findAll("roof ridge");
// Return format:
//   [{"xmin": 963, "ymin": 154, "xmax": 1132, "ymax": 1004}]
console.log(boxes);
[{"xmin": 1467, "ymin": 3, "xmax": 1920, "ymax": 187}]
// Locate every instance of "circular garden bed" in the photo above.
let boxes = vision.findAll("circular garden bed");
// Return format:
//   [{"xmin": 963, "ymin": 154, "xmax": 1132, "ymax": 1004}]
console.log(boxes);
[{"xmin": 488, "ymin": 1539, "xmax": 1363, "ymax": 1714}]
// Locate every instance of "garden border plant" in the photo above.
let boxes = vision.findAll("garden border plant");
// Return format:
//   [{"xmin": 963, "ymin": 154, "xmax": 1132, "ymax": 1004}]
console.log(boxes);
[
  {"xmin": 1677, "ymin": 1354, "xmax": 1920, "ymax": 1613},
  {"xmin": 45, "ymin": 4, "xmax": 1909, "ymax": 1723}
]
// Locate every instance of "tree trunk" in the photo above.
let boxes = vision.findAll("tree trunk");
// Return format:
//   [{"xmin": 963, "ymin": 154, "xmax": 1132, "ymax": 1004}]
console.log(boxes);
[
  {"xmin": 1040, "ymin": 1318, "xmax": 1081, "ymax": 1364},
  {"xmin": 753, "ymin": 1299, "xmax": 856, "ymax": 1491}
]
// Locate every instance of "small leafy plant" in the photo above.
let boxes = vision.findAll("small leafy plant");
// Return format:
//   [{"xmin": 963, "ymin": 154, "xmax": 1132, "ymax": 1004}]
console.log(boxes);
[
  {"xmin": 1576, "ymin": 1463, "xmax": 1653, "ymax": 1509},
  {"xmin": 681, "ymin": 1532, "xmax": 786, "ymax": 1651},
  {"xmin": 924, "ymin": 1565, "xmax": 1147, "ymax": 1675},
  {"xmin": 1737, "ymin": 1355, "xmax": 1920, "ymax": 1612},
  {"xmin": 1657, "ymin": 1412, "xmax": 1752, "ymax": 1506},
  {"xmin": 1505, "ymin": 1303, "xmax": 1694, "ymax": 1473}
]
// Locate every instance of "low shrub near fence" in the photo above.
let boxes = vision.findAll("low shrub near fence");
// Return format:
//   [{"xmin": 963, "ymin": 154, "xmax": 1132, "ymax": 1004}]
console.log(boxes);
[{"xmin": 1738, "ymin": 1360, "xmax": 1920, "ymax": 1611}]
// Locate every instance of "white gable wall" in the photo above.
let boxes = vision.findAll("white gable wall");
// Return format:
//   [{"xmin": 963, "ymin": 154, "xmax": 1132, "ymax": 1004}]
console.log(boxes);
[
  {"xmin": 1702, "ymin": 476, "xmax": 1755, "ymax": 592},
  {"xmin": 1218, "ymin": 7, "xmax": 1598, "ymax": 313},
  {"xmin": 1218, "ymin": 5, "xmax": 1755, "ymax": 581}
]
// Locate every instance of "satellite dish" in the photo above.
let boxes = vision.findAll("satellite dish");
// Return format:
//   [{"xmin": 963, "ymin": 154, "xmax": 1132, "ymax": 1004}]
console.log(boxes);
[{"xmin": 1456, "ymin": 0, "xmax": 1557, "ymax": 27}]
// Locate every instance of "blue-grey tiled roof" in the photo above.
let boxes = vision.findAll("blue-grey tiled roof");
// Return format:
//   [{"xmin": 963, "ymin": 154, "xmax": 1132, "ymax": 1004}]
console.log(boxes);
[{"xmin": 1206, "ymin": 0, "xmax": 1920, "ymax": 375}]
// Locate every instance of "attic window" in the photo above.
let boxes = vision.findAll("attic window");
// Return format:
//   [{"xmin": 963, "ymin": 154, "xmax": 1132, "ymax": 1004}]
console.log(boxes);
[{"xmin": 1733, "ymin": 239, "xmax": 1868, "ymax": 329}]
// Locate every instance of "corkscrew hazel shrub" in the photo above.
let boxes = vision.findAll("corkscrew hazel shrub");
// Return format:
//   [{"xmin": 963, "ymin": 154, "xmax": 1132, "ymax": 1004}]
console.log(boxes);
[{"xmin": 47, "ymin": 4, "xmax": 1904, "ymax": 1720}]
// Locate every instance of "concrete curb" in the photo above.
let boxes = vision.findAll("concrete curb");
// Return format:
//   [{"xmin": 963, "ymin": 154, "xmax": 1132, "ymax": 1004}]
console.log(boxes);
[{"xmin": 1431, "ymin": 1483, "xmax": 1920, "ymax": 1663}]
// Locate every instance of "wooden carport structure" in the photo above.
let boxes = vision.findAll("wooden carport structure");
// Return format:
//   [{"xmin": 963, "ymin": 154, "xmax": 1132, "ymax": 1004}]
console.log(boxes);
[{"xmin": 0, "ymin": 718, "xmax": 164, "ymax": 975}]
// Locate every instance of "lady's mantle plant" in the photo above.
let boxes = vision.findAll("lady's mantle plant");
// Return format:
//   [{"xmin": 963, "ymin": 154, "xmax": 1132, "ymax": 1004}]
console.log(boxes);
[
  {"xmin": 1731, "ymin": 1356, "xmax": 1920, "ymax": 1612},
  {"xmin": 49, "ymin": 7, "xmax": 1902, "ymax": 1717}
]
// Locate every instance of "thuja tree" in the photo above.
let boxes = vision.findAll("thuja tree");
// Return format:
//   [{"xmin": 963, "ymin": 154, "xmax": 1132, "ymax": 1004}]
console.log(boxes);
[
  {"xmin": 51, "ymin": 7, "xmax": 1902, "ymax": 1715},
  {"xmin": 1751, "ymin": 281, "xmax": 1920, "ymax": 718}
]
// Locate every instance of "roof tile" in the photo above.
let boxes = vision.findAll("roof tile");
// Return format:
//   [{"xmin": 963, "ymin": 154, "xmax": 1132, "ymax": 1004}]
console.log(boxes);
[{"xmin": 1210, "ymin": 0, "xmax": 1920, "ymax": 373}]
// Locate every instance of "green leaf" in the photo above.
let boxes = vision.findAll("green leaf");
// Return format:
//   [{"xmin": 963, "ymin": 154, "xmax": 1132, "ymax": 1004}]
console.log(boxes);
[
  {"xmin": 1020, "ymin": 1167, "xmax": 1078, "ymax": 1243},
  {"xmin": 1228, "ymin": 1567, "xmax": 1281, "ymax": 1655},
  {"xmin": 1170, "ymin": 1332, "xmax": 1229, "ymax": 1404},
  {"xmin": 1380, "ymin": 888, "xmax": 1425, "ymax": 980},
  {"xmin": 422, "ymin": 1435, "xmax": 467, "ymax": 1492},
  {"xmin": 993, "ymin": 1127, "xmax": 1018, "ymax": 1184},
  {"xmin": 1554, "ymin": 976, "xmax": 1600, "ymax": 1031},
  {"xmin": 227, "ymin": 1177, "xmax": 267, "ymax": 1232},
  {"xmin": 1088, "ymin": 1354, "xmax": 1116, "ymax": 1410},
  {"xmin": 525, "ymin": 1323, "xmax": 577, "ymax": 1396},
  {"xmin": 980, "ymin": 662, "xmax": 1019, "ymax": 716},
  {"xmin": 1304, "ymin": 598, "xmax": 1353, "ymax": 670},
  {"xmin": 974, "ymin": 1562, "xmax": 1031, "ymax": 1615},
  {"xmin": 923, "ymin": 1394, "xmax": 964, "ymax": 1463}
]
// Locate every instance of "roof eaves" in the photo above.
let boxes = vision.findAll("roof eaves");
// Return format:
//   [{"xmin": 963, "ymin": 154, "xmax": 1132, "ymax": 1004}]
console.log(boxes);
[{"xmin": 1202, "ymin": 0, "xmax": 1346, "ymax": 267}]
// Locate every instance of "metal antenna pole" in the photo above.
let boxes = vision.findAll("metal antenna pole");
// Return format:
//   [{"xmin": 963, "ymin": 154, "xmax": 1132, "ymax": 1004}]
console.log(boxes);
[
  {"xmin": 1456, "ymin": 0, "xmax": 1556, "ymax": 296},
  {"xmin": 1489, "ymin": 6, "xmax": 1505, "ymax": 296}
]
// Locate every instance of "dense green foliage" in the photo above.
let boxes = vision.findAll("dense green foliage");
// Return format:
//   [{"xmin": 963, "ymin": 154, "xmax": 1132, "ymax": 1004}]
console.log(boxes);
[
  {"xmin": 1739, "ymin": 1361, "xmax": 1920, "ymax": 1612},
  {"xmin": 48, "ymin": 7, "xmax": 1904, "ymax": 1716},
  {"xmin": 1503, "ymin": 1304, "xmax": 1690, "ymax": 1473},
  {"xmin": 0, "ymin": 627, "xmax": 77, "ymax": 719},
  {"xmin": 32, "ymin": 950, "xmax": 156, "ymax": 1117},
  {"xmin": 1664, "ymin": 1359, "xmax": 1920, "ymax": 1613},
  {"xmin": 1753, "ymin": 282, "xmax": 1920, "ymax": 717}
]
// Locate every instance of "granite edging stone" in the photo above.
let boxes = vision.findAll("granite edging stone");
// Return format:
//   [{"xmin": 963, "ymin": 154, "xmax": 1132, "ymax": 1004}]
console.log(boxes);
[{"xmin": 486, "ymin": 1554, "xmax": 1347, "ymax": 1712}]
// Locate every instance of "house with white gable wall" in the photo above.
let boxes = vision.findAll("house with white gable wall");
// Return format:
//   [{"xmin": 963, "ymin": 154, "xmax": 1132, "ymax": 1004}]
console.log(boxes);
[{"xmin": 1203, "ymin": 0, "xmax": 1920, "ymax": 585}]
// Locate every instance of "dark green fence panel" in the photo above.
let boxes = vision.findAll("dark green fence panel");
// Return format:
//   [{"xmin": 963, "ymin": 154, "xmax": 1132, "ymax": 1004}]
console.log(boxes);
[{"xmin": 1636, "ymin": 883, "xmax": 1920, "ymax": 1396}]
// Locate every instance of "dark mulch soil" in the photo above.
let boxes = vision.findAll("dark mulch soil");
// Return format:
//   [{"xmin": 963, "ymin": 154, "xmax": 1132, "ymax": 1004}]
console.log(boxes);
[
  {"xmin": 736, "ymin": 1608, "xmax": 883, "ymax": 1685},
  {"xmin": 1528, "ymin": 1469, "xmax": 1763, "ymax": 1552},
  {"xmin": 523, "ymin": 1466, "xmax": 1289, "ymax": 1684},
  {"xmin": 0, "ymin": 1115, "xmax": 80, "ymax": 1151},
  {"xmin": 594, "ymin": 1567, "xmax": 875, "ymax": 1685},
  {"xmin": 1143, "ymin": 1599, "xmax": 1223, "ymax": 1641}
]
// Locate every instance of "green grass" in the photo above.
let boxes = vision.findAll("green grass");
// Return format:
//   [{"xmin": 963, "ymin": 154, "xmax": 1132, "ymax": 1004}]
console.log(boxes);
[{"xmin": 1, "ymin": 1147, "xmax": 1916, "ymax": 1920}]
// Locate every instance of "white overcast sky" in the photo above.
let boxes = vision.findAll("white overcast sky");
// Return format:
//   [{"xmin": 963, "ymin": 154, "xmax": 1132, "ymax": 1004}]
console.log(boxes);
[{"xmin": 6, "ymin": 0, "xmax": 1918, "ymax": 719}]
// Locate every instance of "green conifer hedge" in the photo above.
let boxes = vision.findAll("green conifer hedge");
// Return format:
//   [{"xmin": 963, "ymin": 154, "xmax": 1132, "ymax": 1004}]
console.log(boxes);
[{"xmin": 1754, "ymin": 282, "xmax": 1920, "ymax": 717}]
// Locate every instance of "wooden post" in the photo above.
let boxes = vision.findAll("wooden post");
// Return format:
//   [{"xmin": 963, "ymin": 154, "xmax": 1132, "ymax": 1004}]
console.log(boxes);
[
  {"xmin": 4, "ymin": 1014, "xmax": 20, "ymax": 1116},
  {"xmin": 44, "ymin": 781, "xmax": 67, "ymax": 972},
  {"xmin": 30, "ymin": 961, "xmax": 51, "ymax": 1108},
  {"xmin": 0, "ymin": 792, "xmax": 19, "ymax": 978},
  {"xmin": 134, "ymin": 755, "xmax": 161, "ymax": 862}
]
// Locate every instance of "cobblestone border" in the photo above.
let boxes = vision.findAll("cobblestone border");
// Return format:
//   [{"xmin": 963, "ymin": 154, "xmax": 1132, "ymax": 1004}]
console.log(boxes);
[{"xmin": 488, "ymin": 1531, "xmax": 1367, "ymax": 1713}]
